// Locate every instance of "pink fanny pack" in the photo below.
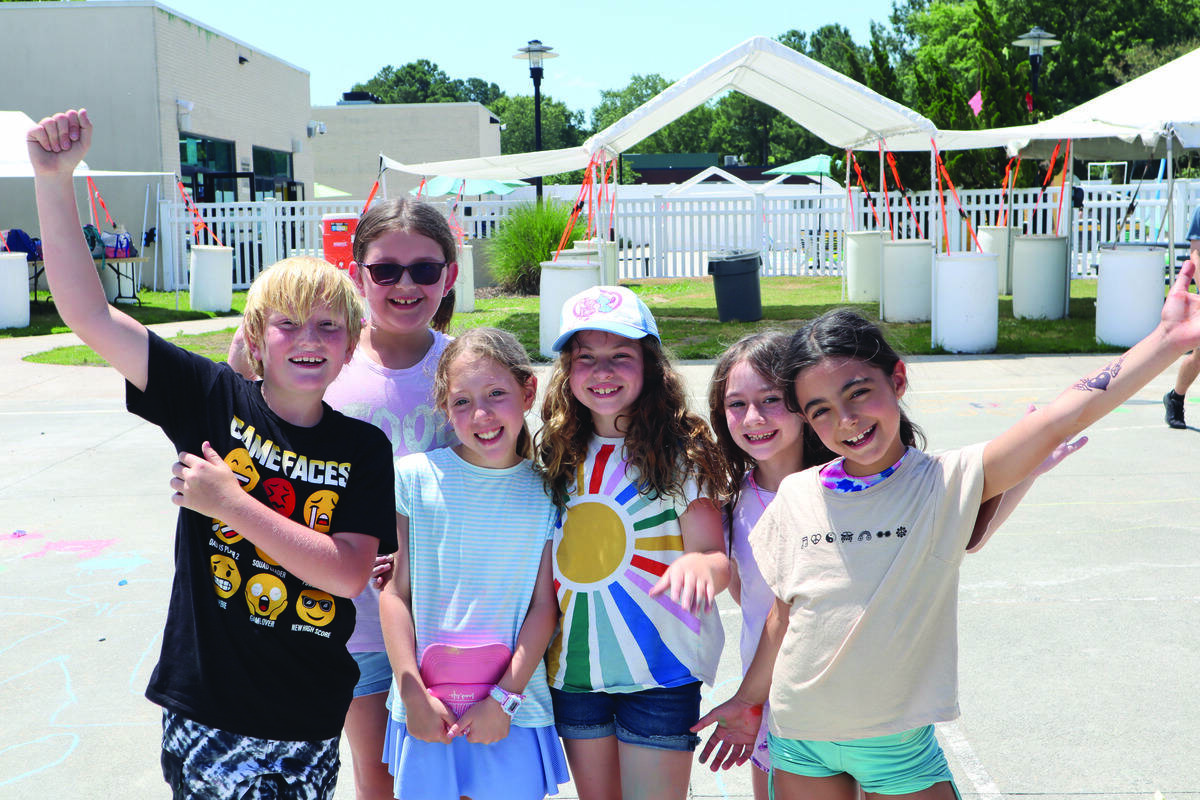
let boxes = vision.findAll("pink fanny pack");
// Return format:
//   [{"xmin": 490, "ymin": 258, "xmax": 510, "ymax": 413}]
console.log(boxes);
[{"xmin": 419, "ymin": 643, "xmax": 511, "ymax": 715}]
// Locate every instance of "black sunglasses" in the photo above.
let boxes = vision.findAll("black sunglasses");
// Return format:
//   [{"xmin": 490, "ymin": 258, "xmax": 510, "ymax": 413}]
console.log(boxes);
[{"xmin": 360, "ymin": 260, "xmax": 447, "ymax": 286}]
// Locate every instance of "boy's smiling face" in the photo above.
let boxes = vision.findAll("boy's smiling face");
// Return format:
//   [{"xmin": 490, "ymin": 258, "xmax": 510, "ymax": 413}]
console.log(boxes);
[{"xmin": 247, "ymin": 300, "xmax": 355, "ymax": 425}]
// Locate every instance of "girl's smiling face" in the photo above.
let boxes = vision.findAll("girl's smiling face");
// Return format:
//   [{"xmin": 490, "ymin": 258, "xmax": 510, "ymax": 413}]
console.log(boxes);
[
  {"xmin": 566, "ymin": 330, "xmax": 645, "ymax": 437},
  {"xmin": 793, "ymin": 356, "xmax": 908, "ymax": 476},
  {"xmin": 444, "ymin": 353, "xmax": 535, "ymax": 469},
  {"xmin": 723, "ymin": 360, "xmax": 804, "ymax": 473},
  {"xmin": 352, "ymin": 229, "xmax": 456, "ymax": 336}
]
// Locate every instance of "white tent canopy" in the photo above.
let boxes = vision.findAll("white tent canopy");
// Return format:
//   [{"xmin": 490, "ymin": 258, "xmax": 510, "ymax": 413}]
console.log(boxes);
[
  {"xmin": 876, "ymin": 45, "xmax": 1200, "ymax": 160},
  {"xmin": 1, "ymin": 111, "xmax": 170, "ymax": 178},
  {"xmin": 381, "ymin": 36, "xmax": 936, "ymax": 181}
]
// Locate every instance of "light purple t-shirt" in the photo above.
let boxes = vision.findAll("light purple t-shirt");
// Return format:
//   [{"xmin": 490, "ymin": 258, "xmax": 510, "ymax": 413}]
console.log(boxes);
[
  {"xmin": 323, "ymin": 331, "xmax": 457, "ymax": 652},
  {"xmin": 729, "ymin": 471, "xmax": 776, "ymax": 672}
]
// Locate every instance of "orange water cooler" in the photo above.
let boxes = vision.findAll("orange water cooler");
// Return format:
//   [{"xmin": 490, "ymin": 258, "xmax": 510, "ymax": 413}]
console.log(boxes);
[{"xmin": 321, "ymin": 214, "xmax": 358, "ymax": 270}]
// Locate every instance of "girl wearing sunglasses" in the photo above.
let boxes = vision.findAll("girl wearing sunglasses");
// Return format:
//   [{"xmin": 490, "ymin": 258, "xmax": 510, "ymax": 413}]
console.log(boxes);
[
  {"xmin": 329, "ymin": 198, "xmax": 461, "ymax": 800},
  {"xmin": 228, "ymin": 197, "xmax": 461, "ymax": 799}
]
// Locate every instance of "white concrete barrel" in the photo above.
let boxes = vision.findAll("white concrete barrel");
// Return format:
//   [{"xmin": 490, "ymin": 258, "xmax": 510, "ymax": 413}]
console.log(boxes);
[
  {"xmin": 599, "ymin": 239, "xmax": 619, "ymax": 285},
  {"xmin": 978, "ymin": 226, "xmax": 1016, "ymax": 295},
  {"xmin": 189, "ymin": 245, "xmax": 233, "ymax": 312},
  {"xmin": 1011, "ymin": 235, "xmax": 1068, "ymax": 320},
  {"xmin": 1096, "ymin": 246, "xmax": 1164, "ymax": 347},
  {"xmin": 881, "ymin": 239, "xmax": 932, "ymax": 323},
  {"xmin": 539, "ymin": 259, "xmax": 601, "ymax": 358},
  {"xmin": 455, "ymin": 244, "xmax": 475, "ymax": 314},
  {"xmin": 846, "ymin": 230, "xmax": 886, "ymax": 302},
  {"xmin": 934, "ymin": 252, "xmax": 998, "ymax": 353},
  {"xmin": 98, "ymin": 262, "xmax": 120, "ymax": 303},
  {"xmin": 0, "ymin": 252, "xmax": 30, "ymax": 329}
]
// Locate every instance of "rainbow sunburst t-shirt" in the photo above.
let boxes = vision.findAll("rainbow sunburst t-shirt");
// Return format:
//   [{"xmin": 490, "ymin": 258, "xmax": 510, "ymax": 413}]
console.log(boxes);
[{"xmin": 547, "ymin": 435, "xmax": 724, "ymax": 693}]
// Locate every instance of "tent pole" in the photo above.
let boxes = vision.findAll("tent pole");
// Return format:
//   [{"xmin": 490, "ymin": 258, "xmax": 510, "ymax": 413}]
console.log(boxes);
[
  {"xmin": 1063, "ymin": 149, "xmax": 1075, "ymax": 318},
  {"xmin": 879, "ymin": 147, "xmax": 886, "ymax": 236},
  {"xmin": 930, "ymin": 148, "xmax": 938, "ymax": 349},
  {"xmin": 842, "ymin": 148, "xmax": 851, "ymax": 300},
  {"xmin": 1167, "ymin": 135, "xmax": 1176, "ymax": 283}
]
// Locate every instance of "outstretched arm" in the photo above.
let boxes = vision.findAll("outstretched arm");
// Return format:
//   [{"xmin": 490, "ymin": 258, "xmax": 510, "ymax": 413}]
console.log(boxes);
[
  {"xmin": 28, "ymin": 109, "xmax": 149, "ymax": 390},
  {"xmin": 968, "ymin": 406, "xmax": 1087, "ymax": 552},
  {"xmin": 981, "ymin": 260, "xmax": 1200, "ymax": 501},
  {"xmin": 691, "ymin": 595, "xmax": 788, "ymax": 771}
]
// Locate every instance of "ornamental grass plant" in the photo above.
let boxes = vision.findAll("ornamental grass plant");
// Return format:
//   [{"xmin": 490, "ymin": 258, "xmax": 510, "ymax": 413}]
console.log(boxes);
[{"xmin": 484, "ymin": 200, "xmax": 585, "ymax": 294}]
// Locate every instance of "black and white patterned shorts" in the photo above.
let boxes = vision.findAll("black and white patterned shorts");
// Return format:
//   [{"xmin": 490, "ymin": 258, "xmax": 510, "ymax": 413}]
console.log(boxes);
[{"xmin": 160, "ymin": 709, "xmax": 340, "ymax": 799}]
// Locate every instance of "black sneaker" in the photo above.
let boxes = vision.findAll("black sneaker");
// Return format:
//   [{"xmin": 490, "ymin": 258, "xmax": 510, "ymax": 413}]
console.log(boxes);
[{"xmin": 1164, "ymin": 390, "xmax": 1186, "ymax": 429}]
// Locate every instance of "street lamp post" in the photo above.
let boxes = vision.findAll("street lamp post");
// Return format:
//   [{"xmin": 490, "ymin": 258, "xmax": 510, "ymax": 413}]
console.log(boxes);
[
  {"xmin": 514, "ymin": 39, "xmax": 557, "ymax": 203},
  {"xmin": 1012, "ymin": 26, "xmax": 1060, "ymax": 105}
]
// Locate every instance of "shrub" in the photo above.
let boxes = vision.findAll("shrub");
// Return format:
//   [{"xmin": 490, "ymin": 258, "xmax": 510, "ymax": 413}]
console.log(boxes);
[{"xmin": 485, "ymin": 200, "xmax": 585, "ymax": 295}]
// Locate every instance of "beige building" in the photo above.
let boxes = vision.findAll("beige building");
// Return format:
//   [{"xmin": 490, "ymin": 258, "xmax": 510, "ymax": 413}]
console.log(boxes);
[
  {"xmin": 0, "ymin": 0, "xmax": 312, "ymax": 236},
  {"xmin": 0, "ymin": 1, "xmax": 502, "ymax": 289},
  {"xmin": 311, "ymin": 100, "xmax": 503, "ymax": 199}
]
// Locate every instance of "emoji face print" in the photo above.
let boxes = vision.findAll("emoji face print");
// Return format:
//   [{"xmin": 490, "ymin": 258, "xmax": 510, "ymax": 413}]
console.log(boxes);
[
  {"xmin": 296, "ymin": 589, "xmax": 336, "ymax": 627},
  {"xmin": 211, "ymin": 518, "xmax": 243, "ymax": 545},
  {"xmin": 262, "ymin": 477, "xmax": 296, "ymax": 517},
  {"xmin": 224, "ymin": 448, "xmax": 260, "ymax": 493},
  {"xmin": 209, "ymin": 554, "xmax": 241, "ymax": 599},
  {"xmin": 245, "ymin": 573, "xmax": 287, "ymax": 620},
  {"xmin": 254, "ymin": 545, "xmax": 280, "ymax": 566},
  {"xmin": 303, "ymin": 490, "xmax": 339, "ymax": 533}
]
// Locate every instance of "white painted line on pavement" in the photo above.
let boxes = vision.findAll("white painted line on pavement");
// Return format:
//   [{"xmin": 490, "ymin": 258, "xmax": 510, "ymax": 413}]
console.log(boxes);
[
  {"xmin": 0, "ymin": 409, "xmax": 125, "ymax": 416},
  {"xmin": 936, "ymin": 718, "xmax": 1005, "ymax": 800}
]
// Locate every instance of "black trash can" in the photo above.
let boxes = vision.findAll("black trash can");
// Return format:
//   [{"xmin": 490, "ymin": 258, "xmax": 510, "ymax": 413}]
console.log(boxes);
[{"xmin": 708, "ymin": 250, "xmax": 762, "ymax": 322}]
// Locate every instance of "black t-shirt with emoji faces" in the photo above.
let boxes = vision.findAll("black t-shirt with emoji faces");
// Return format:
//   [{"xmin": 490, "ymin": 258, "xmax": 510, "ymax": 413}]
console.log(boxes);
[{"xmin": 128, "ymin": 332, "xmax": 396, "ymax": 741}]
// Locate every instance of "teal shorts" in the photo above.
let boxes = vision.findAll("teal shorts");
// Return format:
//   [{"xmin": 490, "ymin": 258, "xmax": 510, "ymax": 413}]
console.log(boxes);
[{"xmin": 767, "ymin": 725, "xmax": 958, "ymax": 797}]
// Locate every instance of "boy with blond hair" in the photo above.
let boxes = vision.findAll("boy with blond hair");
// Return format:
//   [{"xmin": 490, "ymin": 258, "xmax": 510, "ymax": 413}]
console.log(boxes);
[{"xmin": 29, "ymin": 109, "xmax": 395, "ymax": 798}]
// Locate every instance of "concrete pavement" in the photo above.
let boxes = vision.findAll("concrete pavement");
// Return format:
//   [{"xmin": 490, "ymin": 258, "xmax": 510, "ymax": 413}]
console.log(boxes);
[{"xmin": 1, "ymin": 320, "xmax": 1198, "ymax": 799}]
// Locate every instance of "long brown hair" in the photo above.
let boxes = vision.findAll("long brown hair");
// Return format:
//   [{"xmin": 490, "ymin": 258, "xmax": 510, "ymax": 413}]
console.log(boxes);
[
  {"xmin": 353, "ymin": 197, "xmax": 456, "ymax": 332},
  {"xmin": 538, "ymin": 334, "xmax": 730, "ymax": 508}
]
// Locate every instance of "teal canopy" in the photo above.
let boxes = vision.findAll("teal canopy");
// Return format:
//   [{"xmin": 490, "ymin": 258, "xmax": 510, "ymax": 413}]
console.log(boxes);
[
  {"xmin": 764, "ymin": 154, "xmax": 833, "ymax": 176},
  {"xmin": 411, "ymin": 176, "xmax": 529, "ymax": 197}
]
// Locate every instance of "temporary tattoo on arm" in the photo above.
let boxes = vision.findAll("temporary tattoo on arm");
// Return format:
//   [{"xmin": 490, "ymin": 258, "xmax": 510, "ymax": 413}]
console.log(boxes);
[{"xmin": 1073, "ymin": 355, "xmax": 1125, "ymax": 391}]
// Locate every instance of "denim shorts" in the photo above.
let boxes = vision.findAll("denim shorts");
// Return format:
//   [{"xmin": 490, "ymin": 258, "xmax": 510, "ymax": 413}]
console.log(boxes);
[
  {"xmin": 768, "ymin": 725, "xmax": 957, "ymax": 796},
  {"xmin": 352, "ymin": 650, "xmax": 392, "ymax": 698},
  {"xmin": 550, "ymin": 682, "xmax": 702, "ymax": 752}
]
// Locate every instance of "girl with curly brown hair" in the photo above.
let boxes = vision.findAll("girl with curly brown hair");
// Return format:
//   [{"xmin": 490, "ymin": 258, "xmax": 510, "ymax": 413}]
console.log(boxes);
[{"xmin": 538, "ymin": 285, "xmax": 731, "ymax": 800}]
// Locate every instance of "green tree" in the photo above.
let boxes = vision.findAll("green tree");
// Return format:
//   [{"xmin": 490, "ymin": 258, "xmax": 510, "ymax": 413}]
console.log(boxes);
[
  {"xmin": 590, "ymin": 74, "xmax": 715, "ymax": 154},
  {"xmin": 353, "ymin": 60, "xmax": 464, "ymax": 104},
  {"xmin": 709, "ymin": 26, "xmax": 868, "ymax": 168},
  {"xmin": 350, "ymin": 60, "xmax": 502, "ymax": 106},
  {"xmin": 459, "ymin": 77, "xmax": 504, "ymax": 107},
  {"xmin": 491, "ymin": 94, "xmax": 585, "ymax": 155}
]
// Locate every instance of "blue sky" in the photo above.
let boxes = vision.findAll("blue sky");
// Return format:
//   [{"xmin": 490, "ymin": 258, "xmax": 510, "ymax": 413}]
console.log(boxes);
[{"xmin": 97, "ymin": 0, "xmax": 896, "ymax": 122}]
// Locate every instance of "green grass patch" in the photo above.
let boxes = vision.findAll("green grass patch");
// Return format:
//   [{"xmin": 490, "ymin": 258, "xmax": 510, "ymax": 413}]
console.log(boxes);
[
  {"xmin": 23, "ymin": 277, "xmax": 1122, "ymax": 367},
  {"xmin": 7, "ymin": 290, "xmax": 246, "ymax": 338}
]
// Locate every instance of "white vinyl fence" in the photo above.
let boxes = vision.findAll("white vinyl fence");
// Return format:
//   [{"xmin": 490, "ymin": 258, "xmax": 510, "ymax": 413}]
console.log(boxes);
[{"xmin": 156, "ymin": 182, "xmax": 1200, "ymax": 291}]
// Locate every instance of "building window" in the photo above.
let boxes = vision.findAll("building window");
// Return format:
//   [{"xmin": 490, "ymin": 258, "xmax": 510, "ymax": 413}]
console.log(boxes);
[
  {"xmin": 179, "ymin": 134, "xmax": 245, "ymax": 202},
  {"xmin": 252, "ymin": 146, "xmax": 300, "ymax": 200}
]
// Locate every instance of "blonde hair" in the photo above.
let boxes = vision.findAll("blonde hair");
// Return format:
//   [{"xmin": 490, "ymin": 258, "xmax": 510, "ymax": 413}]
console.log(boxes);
[
  {"xmin": 538, "ymin": 334, "xmax": 731, "ymax": 508},
  {"xmin": 241, "ymin": 256, "xmax": 364, "ymax": 378},
  {"xmin": 434, "ymin": 327, "xmax": 536, "ymax": 460}
]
